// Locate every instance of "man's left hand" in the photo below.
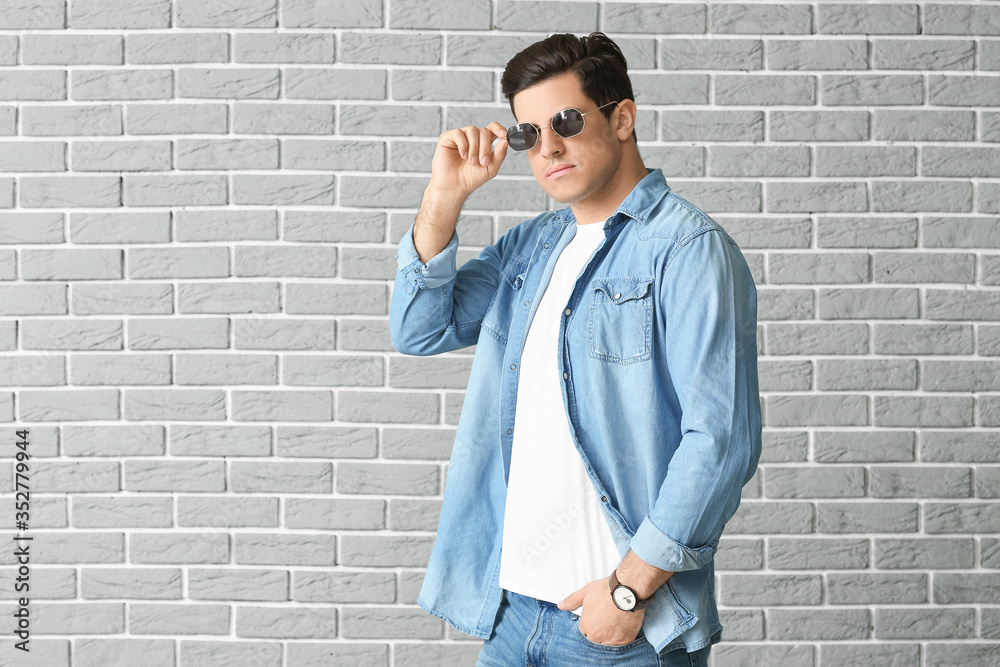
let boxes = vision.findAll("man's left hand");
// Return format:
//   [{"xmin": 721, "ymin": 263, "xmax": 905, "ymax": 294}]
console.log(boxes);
[{"xmin": 557, "ymin": 576, "xmax": 644, "ymax": 645}]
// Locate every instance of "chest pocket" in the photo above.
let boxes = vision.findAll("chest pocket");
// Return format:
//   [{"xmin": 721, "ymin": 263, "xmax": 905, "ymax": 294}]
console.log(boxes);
[
  {"xmin": 588, "ymin": 276, "xmax": 654, "ymax": 364},
  {"xmin": 482, "ymin": 254, "xmax": 530, "ymax": 346}
]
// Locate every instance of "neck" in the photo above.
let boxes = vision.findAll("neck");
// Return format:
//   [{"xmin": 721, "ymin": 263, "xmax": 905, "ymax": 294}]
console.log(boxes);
[{"xmin": 570, "ymin": 145, "xmax": 648, "ymax": 225}]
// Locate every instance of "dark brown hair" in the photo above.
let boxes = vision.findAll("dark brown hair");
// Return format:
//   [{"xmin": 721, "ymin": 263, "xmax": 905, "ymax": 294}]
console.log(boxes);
[{"xmin": 500, "ymin": 32, "xmax": 637, "ymax": 143}]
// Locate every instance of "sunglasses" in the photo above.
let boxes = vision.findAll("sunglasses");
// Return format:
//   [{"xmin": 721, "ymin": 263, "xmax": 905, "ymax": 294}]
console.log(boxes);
[{"xmin": 503, "ymin": 101, "xmax": 621, "ymax": 151}]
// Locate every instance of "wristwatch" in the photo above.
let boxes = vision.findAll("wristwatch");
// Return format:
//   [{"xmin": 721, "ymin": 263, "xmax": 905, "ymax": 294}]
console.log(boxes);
[{"xmin": 609, "ymin": 568, "xmax": 655, "ymax": 612}]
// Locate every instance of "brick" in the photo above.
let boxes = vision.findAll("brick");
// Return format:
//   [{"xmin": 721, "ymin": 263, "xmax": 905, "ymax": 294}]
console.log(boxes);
[
  {"xmin": 817, "ymin": 217, "xmax": 916, "ymax": 248},
  {"xmin": 819, "ymin": 287, "xmax": 918, "ymax": 319},
  {"xmin": 718, "ymin": 574, "xmax": 821, "ymax": 606},
  {"xmin": 660, "ymin": 109, "xmax": 762, "ymax": 142},
  {"xmin": 924, "ymin": 360, "xmax": 1000, "ymax": 391},
  {"xmin": 176, "ymin": 0, "xmax": 276, "ymax": 28},
  {"xmin": 235, "ymin": 533, "xmax": 338, "ymax": 566},
  {"xmin": 175, "ymin": 138, "xmax": 277, "ymax": 170},
  {"xmin": 340, "ymin": 607, "xmax": 442, "ymax": 640},
  {"xmin": 128, "ymin": 247, "xmax": 229, "ymax": 279},
  {"xmin": 815, "ymin": 431, "xmax": 915, "ymax": 464},
  {"xmin": 389, "ymin": 0, "xmax": 490, "ymax": 29},
  {"xmin": 276, "ymin": 425, "xmax": 377, "ymax": 458},
  {"xmin": 285, "ymin": 68, "xmax": 384, "ymax": 100},
  {"xmin": 768, "ymin": 323, "xmax": 867, "ymax": 356},
  {"xmin": 925, "ymin": 503, "xmax": 1000, "ymax": 533},
  {"xmin": 282, "ymin": 0, "xmax": 381, "ymax": 27},
  {"xmin": 921, "ymin": 431, "xmax": 1000, "ymax": 463},
  {"xmin": 71, "ymin": 211, "xmax": 170, "ymax": 243},
  {"xmin": 130, "ymin": 317, "xmax": 229, "ymax": 351},
  {"xmin": 769, "ymin": 252, "xmax": 868, "ymax": 284},
  {"xmin": 876, "ymin": 396, "xmax": 973, "ymax": 428},
  {"xmin": 339, "ymin": 535, "xmax": 434, "ymax": 567},
  {"xmin": 659, "ymin": 38, "xmax": 761, "ymax": 70},
  {"xmin": 495, "ymin": 1, "xmax": 597, "ymax": 32},
  {"xmin": 767, "ymin": 182, "xmax": 867, "ymax": 213},
  {"xmin": 817, "ymin": 359, "xmax": 916, "ymax": 391},
  {"xmin": 69, "ymin": 0, "xmax": 169, "ymax": 28},
  {"xmin": 875, "ymin": 538, "xmax": 975, "ymax": 569},
  {"xmin": 284, "ymin": 355, "xmax": 382, "ymax": 387},
  {"xmin": 818, "ymin": 502, "xmax": 918, "ymax": 534},
  {"xmin": 926, "ymin": 289, "xmax": 1000, "ymax": 320},
  {"xmin": 125, "ymin": 389, "xmax": 226, "ymax": 421},
  {"xmin": 768, "ymin": 39, "xmax": 867, "ymax": 70},
  {"xmin": 285, "ymin": 283, "xmax": 385, "ymax": 315},
  {"xmin": 233, "ymin": 102, "xmax": 335, "ymax": 135},
  {"xmin": 633, "ymin": 73, "xmax": 709, "ymax": 105},
  {"xmin": 129, "ymin": 603, "xmax": 230, "ymax": 635},
  {"xmin": 934, "ymin": 573, "xmax": 1000, "ymax": 604},
  {"xmin": 874, "ymin": 324, "xmax": 974, "ymax": 356},
  {"xmin": 293, "ymin": 571, "xmax": 394, "ymax": 603},
  {"xmin": 758, "ymin": 360, "xmax": 810, "ymax": 392},
  {"xmin": 770, "ymin": 110, "xmax": 868, "ymax": 141},
  {"xmin": 818, "ymin": 3, "xmax": 918, "ymax": 34},
  {"xmin": 828, "ymin": 573, "xmax": 927, "ymax": 604},
  {"xmin": 875, "ymin": 251, "xmax": 974, "ymax": 283},
  {"xmin": 235, "ymin": 33, "xmax": 333, "ymax": 63},
  {"xmin": 129, "ymin": 33, "xmax": 228, "ymax": 64},
  {"xmin": 340, "ymin": 104, "xmax": 439, "ymax": 137},
  {"xmin": 824, "ymin": 74, "xmax": 923, "ymax": 106},
  {"xmin": 709, "ymin": 146, "xmax": 809, "ymax": 178},
  {"xmin": 725, "ymin": 501, "xmax": 813, "ymax": 534},
  {"xmin": 925, "ymin": 4, "xmax": 1000, "ymax": 35},
  {"xmin": 286, "ymin": 498, "xmax": 384, "ymax": 530},
  {"xmin": 180, "ymin": 641, "xmax": 281, "ymax": 667},
  {"xmin": 874, "ymin": 109, "xmax": 975, "ymax": 142},
  {"xmin": 875, "ymin": 39, "xmax": 974, "ymax": 70},
  {"xmin": 820, "ymin": 644, "xmax": 919, "ymax": 666},
  {"xmin": 127, "ymin": 102, "xmax": 225, "ymax": 135},
  {"xmin": 871, "ymin": 466, "xmax": 971, "ymax": 499},
  {"xmin": 715, "ymin": 538, "xmax": 762, "ymax": 570},
  {"xmin": 715, "ymin": 74, "xmax": 815, "ymax": 106},
  {"xmin": 125, "ymin": 460, "xmax": 224, "ymax": 492},
  {"xmin": 236, "ymin": 606, "xmax": 338, "ymax": 639},
  {"xmin": 924, "ymin": 147, "xmax": 1000, "ymax": 178},
  {"xmin": 710, "ymin": 4, "xmax": 811, "ymax": 34},
  {"xmin": 81, "ymin": 567, "xmax": 182, "ymax": 599},
  {"xmin": 346, "ymin": 32, "xmax": 441, "ymax": 65},
  {"xmin": 188, "ymin": 569, "xmax": 288, "ymax": 601},
  {"xmin": 765, "ymin": 466, "xmax": 865, "ymax": 499},
  {"xmin": 768, "ymin": 537, "xmax": 869, "ymax": 570},
  {"xmin": 925, "ymin": 644, "xmax": 1000, "ymax": 666},
  {"xmin": 930, "ymin": 75, "xmax": 1000, "ymax": 106},
  {"xmin": 603, "ymin": 3, "xmax": 706, "ymax": 34},
  {"xmin": 230, "ymin": 389, "xmax": 333, "ymax": 421},
  {"xmin": 768, "ymin": 609, "xmax": 870, "ymax": 640},
  {"xmin": 178, "ymin": 496, "xmax": 278, "ymax": 527},
  {"xmin": 876, "ymin": 607, "xmax": 974, "ymax": 640},
  {"xmin": 757, "ymin": 287, "xmax": 815, "ymax": 320},
  {"xmin": 816, "ymin": 146, "xmax": 915, "ymax": 177},
  {"xmin": 284, "ymin": 210, "xmax": 383, "ymax": 242},
  {"xmin": 714, "ymin": 645, "xmax": 813, "ymax": 667}
]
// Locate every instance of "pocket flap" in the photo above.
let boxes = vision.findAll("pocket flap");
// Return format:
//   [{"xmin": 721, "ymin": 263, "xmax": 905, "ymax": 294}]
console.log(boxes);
[
  {"xmin": 501, "ymin": 255, "xmax": 529, "ymax": 290},
  {"xmin": 590, "ymin": 276, "xmax": 653, "ymax": 303}
]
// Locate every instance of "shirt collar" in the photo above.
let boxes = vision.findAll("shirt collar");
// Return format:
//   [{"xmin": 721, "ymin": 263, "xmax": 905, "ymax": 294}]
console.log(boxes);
[{"xmin": 553, "ymin": 168, "xmax": 671, "ymax": 228}]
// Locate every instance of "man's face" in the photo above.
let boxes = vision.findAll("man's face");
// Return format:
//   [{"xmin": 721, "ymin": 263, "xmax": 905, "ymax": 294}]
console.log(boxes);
[{"xmin": 510, "ymin": 72, "xmax": 624, "ymax": 210}]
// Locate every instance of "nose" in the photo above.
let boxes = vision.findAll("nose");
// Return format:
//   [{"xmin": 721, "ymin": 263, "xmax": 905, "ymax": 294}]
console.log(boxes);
[{"xmin": 536, "ymin": 125, "xmax": 564, "ymax": 158}]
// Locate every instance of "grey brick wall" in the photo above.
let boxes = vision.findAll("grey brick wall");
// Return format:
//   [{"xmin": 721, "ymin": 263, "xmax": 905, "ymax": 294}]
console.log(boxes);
[{"xmin": 0, "ymin": 1, "xmax": 998, "ymax": 665}]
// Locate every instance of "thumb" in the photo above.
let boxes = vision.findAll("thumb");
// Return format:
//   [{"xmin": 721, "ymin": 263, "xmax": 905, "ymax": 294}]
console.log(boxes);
[
  {"xmin": 488, "ymin": 136, "xmax": 508, "ymax": 174},
  {"xmin": 557, "ymin": 587, "xmax": 583, "ymax": 610}
]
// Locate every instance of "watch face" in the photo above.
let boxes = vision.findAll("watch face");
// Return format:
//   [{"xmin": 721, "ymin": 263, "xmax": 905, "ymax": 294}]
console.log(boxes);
[{"xmin": 612, "ymin": 586, "xmax": 636, "ymax": 610}]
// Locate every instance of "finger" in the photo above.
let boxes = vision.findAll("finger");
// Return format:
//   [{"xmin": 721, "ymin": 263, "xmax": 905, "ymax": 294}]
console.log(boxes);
[
  {"xmin": 444, "ymin": 129, "xmax": 469, "ymax": 161},
  {"xmin": 478, "ymin": 126, "xmax": 493, "ymax": 166},
  {"xmin": 486, "ymin": 120, "xmax": 508, "ymax": 139},
  {"xmin": 464, "ymin": 127, "xmax": 480, "ymax": 166}
]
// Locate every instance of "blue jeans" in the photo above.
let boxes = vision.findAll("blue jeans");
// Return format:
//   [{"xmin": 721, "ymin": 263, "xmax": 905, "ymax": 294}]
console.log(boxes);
[{"xmin": 476, "ymin": 589, "xmax": 712, "ymax": 667}]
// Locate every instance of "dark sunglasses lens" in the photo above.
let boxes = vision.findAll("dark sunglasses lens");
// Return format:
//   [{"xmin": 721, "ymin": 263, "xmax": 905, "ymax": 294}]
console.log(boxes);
[
  {"xmin": 507, "ymin": 124, "xmax": 537, "ymax": 151},
  {"xmin": 552, "ymin": 109, "xmax": 585, "ymax": 138}
]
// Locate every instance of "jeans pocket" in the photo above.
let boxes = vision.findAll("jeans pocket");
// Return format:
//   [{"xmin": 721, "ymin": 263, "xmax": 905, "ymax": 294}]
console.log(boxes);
[{"xmin": 574, "ymin": 617, "xmax": 649, "ymax": 652}]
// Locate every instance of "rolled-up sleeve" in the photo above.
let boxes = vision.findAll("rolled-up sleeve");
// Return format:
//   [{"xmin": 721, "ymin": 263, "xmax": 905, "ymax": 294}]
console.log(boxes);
[
  {"xmin": 628, "ymin": 228, "xmax": 762, "ymax": 573},
  {"xmin": 390, "ymin": 220, "xmax": 511, "ymax": 356}
]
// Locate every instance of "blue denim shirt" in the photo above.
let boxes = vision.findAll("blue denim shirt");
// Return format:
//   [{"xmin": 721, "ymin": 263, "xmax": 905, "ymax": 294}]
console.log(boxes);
[{"xmin": 390, "ymin": 168, "xmax": 761, "ymax": 654}]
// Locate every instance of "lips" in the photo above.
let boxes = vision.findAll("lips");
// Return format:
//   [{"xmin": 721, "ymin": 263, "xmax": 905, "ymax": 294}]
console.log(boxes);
[{"xmin": 545, "ymin": 163, "xmax": 575, "ymax": 178}]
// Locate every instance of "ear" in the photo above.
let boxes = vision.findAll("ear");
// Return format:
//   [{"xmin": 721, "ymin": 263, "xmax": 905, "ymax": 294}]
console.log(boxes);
[{"xmin": 612, "ymin": 100, "xmax": 637, "ymax": 142}]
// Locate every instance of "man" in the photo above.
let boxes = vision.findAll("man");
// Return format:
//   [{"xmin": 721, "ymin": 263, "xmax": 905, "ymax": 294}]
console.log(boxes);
[{"xmin": 390, "ymin": 32, "xmax": 761, "ymax": 666}]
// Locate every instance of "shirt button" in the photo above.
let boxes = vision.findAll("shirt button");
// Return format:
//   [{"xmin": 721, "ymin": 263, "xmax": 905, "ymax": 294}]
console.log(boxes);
[
  {"xmin": 614, "ymin": 292, "xmax": 621, "ymax": 299},
  {"xmin": 563, "ymin": 371, "xmax": 569, "ymax": 379},
  {"xmin": 507, "ymin": 428, "xmax": 512, "ymax": 434},
  {"xmin": 414, "ymin": 268, "xmax": 420, "ymax": 273},
  {"xmin": 564, "ymin": 307, "xmax": 571, "ymax": 316},
  {"xmin": 524, "ymin": 300, "xmax": 530, "ymax": 306},
  {"xmin": 510, "ymin": 363, "xmax": 516, "ymax": 370},
  {"xmin": 543, "ymin": 242, "xmax": 550, "ymax": 248},
  {"xmin": 601, "ymin": 495, "xmax": 607, "ymax": 502}
]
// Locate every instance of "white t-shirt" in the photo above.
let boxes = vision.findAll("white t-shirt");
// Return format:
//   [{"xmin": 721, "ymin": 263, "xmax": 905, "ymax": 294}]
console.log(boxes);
[{"xmin": 498, "ymin": 220, "xmax": 624, "ymax": 615}]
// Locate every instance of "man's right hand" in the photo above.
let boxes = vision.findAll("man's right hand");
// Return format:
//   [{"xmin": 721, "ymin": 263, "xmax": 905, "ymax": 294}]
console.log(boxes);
[{"xmin": 428, "ymin": 121, "xmax": 509, "ymax": 198}]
